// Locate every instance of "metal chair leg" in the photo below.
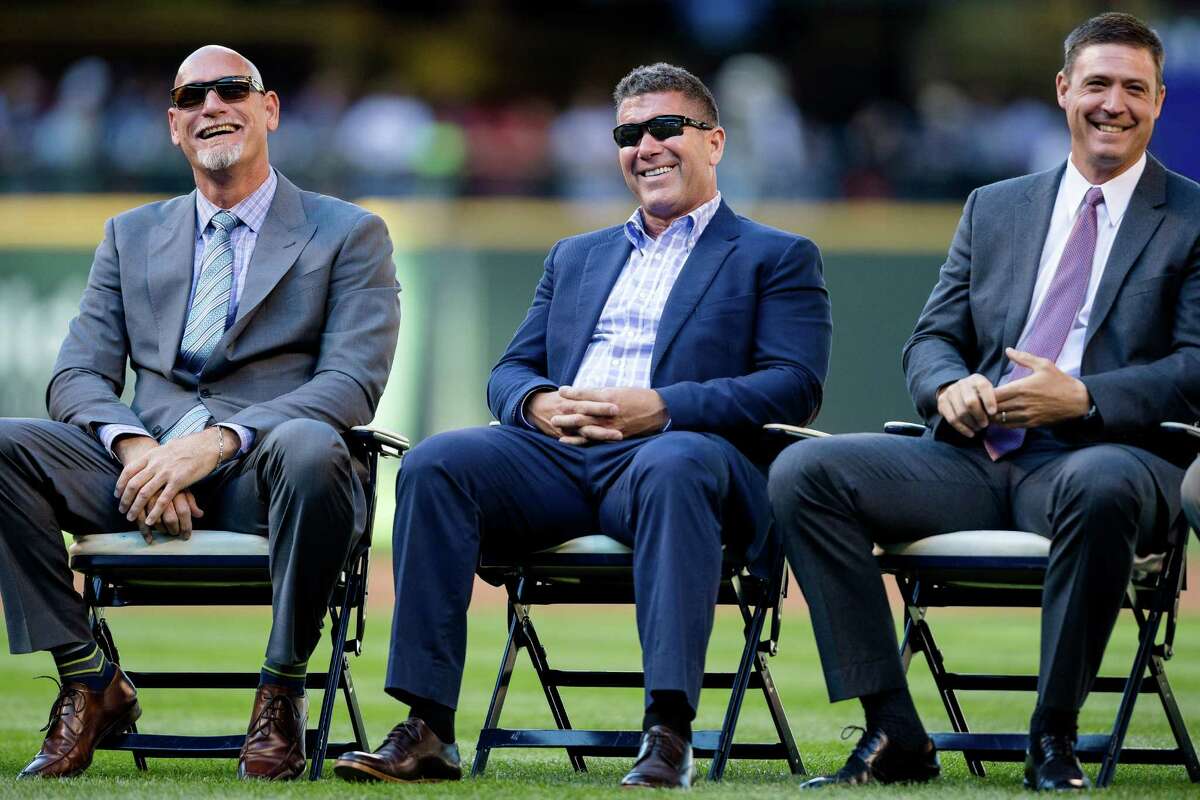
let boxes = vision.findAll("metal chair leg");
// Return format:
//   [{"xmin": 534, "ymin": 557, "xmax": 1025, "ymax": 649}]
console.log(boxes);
[
  {"xmin": 516, "ymin": 602, "xmax": 587, "ymax": 773},
  {"xmin": 472, "ymin": 606, "xmax": 523, "ymax": 777},
  {"xmin": 308, "ymin": 581, "xmax": 355, "ymax": 781},
  {"xmin": 756, "ymin": 649, "xmax": 805, "ymax": 775},
  {"xmin": 708, "ymin": 600, "xmax": 768, "ymax": 781},
  {"xmin": 91, "ymin": 612, "xmax": 149, "ymax": 772}
]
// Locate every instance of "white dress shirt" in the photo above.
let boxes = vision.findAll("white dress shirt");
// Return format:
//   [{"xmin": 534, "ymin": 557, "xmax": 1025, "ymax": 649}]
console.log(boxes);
[{"xmin": 1010, "ymin": 153, "xmax": 1146, "ymax": 379}]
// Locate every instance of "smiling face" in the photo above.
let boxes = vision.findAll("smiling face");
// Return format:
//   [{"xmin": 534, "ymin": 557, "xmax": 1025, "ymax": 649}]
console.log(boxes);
[
  {"xmin": 168, "ymin": 47, "xmax": 279, "ymax": 177},
  {"xmin": 1056, "ymin": 43, "xmax": 1164, "ymax": 184},
  {"xmin": 616, "ymin": 91, "xmax": 724, "ymax": 237}
]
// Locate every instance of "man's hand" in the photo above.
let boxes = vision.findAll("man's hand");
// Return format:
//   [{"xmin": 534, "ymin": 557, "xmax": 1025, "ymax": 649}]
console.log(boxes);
[
  {"xmin": 525, "ymin": 388, "xmax": 618, "ymax": 440},
  {"xmin": 552, "ymin": 386, "xmax": 668, "ymax": 446},
  {"xmin": 993, "ymin": 348, "xmax": 1090, "ymax": 428},
  {"xmin": 936, "ymin": 373, "xmax": 998, "ymax": 438},
  {"xmin": 132, "ymin": 489, "xmax": 204, "ymax": 544},
  {"xmin": 116, "ymin": 427, "xmax": 234, "ymax": 531}
]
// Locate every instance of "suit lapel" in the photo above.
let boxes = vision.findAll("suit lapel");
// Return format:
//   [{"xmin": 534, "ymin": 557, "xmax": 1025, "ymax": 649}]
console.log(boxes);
[
  {"xmin": 562, "ymin": 227, "xmax": 631, "ymax": 381},
  {"xmin": 1001, "ymin": 167, "xmax": 1062, "ymax": 351},
  {"xmin": 224, "ymin": 174, "xmax": 316, "ymax": 343},
  {"xmin": 650, "ymin": 201, "xmax": 738, "ymax": 376},
  {"xmin": 1083, "ymin": 156, "xmax": 1167, "ymax": 351},
  {"xmin": 147, "ymin": 192, "xmax": 198, "ymax": 376}
]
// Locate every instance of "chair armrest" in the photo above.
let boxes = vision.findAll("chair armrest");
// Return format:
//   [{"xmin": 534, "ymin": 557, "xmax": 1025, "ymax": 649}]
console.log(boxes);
[
  {"xmin": 762, "ymin": 423, "xmax": 831, "ymax": 440},
  {"xmin": 884, "ymin": 421, "xmax": 927, "ymax": 437},
  {"xmin": 1161, "ymin": 421, "xmax": 1200, "ymax": 442},
  {"xmin": 349, "ymin": 425, "xmax": 411, "ymax": 458}
]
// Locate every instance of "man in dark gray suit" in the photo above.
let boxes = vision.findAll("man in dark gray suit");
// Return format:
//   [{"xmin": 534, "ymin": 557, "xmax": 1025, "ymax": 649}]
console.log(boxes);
[
  {"xmin": 770, "ymin": 13, "xmax": 1200, "ymax": 792},
  {"xmin": 0, "ymin": 45, "xmax": 400, "ymax": 780}
]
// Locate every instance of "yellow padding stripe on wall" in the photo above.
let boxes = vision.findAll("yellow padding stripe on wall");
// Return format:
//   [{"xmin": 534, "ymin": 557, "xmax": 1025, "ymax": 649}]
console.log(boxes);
[{"xmin": 0, "ymin": 196, "xmax": 961, "ymax": 254}]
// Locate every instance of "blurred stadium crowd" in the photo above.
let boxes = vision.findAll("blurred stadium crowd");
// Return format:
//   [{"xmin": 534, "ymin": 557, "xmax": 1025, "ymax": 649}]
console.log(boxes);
[{"xmin": 2, "ymin": 3, "xmax": 1199, "ymax": 201}]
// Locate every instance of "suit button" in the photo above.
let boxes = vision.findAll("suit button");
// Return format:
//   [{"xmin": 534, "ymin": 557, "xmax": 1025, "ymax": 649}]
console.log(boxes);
[
  {"xmin": 152, "ymin": 426, "xmax": 163, "ymax": 436},
  {"xmin": 199, "ymin": 388, "xmax": 212, "ymax": 398}
]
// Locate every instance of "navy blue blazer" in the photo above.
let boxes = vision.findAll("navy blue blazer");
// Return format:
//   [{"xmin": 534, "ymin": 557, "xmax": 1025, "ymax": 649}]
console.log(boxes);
[{"xmin": 488, "ymin": 200, "xmax": 832, "ymax": 468}]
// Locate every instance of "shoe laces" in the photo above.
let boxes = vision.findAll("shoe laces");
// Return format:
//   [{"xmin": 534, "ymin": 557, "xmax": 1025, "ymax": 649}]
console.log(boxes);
[
  {"xmin": 1037, "ymin": 731, "xmax": 1078, "ymax": 761},
  {"xmin": 246, "ymin": 693, "xmax": 297, "ymax": 743},
  {"xmin": 383, "ymin": 719, "xmax": 425, "ymax": 754},
  {"xmin": 833, "ymin": 725, "xmax": 873, "ymax": 779},
  {"xmin": 36, "ymin": 676, "xmax": 85, "ymax": 733},
  {"xmin": 638, "ymin": 728, "xmax": 684, "ymax": 767}
]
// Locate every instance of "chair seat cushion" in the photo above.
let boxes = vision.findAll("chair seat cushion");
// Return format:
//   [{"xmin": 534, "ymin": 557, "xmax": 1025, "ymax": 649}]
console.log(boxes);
[
  {"xmin": 69, "ymin": 530, "xmax": 268, "ymax": 558},
  {"xmin": 878, "ymin": 530, "xmax": 1049, "ymax": 559},
  {"xmin": 536, "ymin": 535, "xmax": 632, "ymax": 555}
]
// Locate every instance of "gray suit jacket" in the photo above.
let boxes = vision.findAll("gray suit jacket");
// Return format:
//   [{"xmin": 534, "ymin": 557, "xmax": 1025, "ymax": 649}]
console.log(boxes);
[
  {"xmin": 903, "ymin": 155, "xmax": 1200, "ymax": 527},
  {"xmin": 47, "ymin": 172, "xmax": 401, "ymax": 445}
]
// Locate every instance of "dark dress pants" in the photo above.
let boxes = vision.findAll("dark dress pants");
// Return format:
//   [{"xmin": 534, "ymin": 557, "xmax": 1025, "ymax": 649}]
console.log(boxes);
[
  {"xmin": 0, "ymin": 417, "xmax": 363, "ymax": 666},
  {"xmin": 385, "ymin": 424, "xmax": 768, "ymax": 713},
  {"xmin": 768, "ymin": 431, "xmax": 1166, "ymax": 712}
]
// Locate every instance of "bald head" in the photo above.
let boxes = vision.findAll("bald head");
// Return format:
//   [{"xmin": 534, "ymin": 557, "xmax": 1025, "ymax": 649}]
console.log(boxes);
[{"xmin": 175, "ymin": 45, "xmax": 262, "ymax": 88}]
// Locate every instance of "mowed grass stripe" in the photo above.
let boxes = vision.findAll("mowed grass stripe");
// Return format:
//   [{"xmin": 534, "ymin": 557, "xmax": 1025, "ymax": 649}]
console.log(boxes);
[{"xmin": 0, "ymin": 603, "xmax": 1195, "ymax": 797}]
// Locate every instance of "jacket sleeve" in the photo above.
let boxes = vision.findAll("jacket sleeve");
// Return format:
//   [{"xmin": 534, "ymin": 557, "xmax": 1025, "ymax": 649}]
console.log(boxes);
[
  {"xmin": 487, "ymin": 240, "xmax": 560, "ymax": 425},
  {"xmin": 46, "ymin": 217, "xmax": 146, "ymax": 433},
  {"xmin": 223, "ymin": 212, "xmax": 401, "ymax": 438},
  {"xmin": 902, "ymin": 189, "xmax": 979, "ymax": 433},
  {"xmin": 654, "ymin": 236, "xmax": 832, "ymax": 430}
]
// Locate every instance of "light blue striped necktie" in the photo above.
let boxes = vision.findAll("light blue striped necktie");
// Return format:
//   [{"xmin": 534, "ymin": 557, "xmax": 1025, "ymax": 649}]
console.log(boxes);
[{"xmin": 161, "ymin": 209, "xmax": 239, "ymax": 442}]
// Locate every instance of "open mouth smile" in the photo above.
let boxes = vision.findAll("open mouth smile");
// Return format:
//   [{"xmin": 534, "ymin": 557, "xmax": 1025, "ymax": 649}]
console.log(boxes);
[
  {"xmin": 639, "ymin": 164, "xmax": 676, "ymax": 178},
  {"xmin": 1090, "ymin": 120, "xmax": 1132, "ymax": 134},
  {"xmin": 197, "ymin": 123, "xmax": 241, "ymax": 140}
]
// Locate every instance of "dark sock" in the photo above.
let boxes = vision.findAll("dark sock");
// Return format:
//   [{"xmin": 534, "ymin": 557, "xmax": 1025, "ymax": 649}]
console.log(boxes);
[
  {"xmin": 51, "ymin": 641, "xmax": 116, "ymax": 691},
  {"xmin": 861, "ymin": 687, "xmax": 927, "ymax": 750},
  {"xmin": 409, "ymin": 700, "xmax": 456, "ymax": 743},
  {"xmin": 1030, "ymin": 704, "xmax": 1079, "ymax": 739},
  {"xmin": 260, "ymin": 658, "xmax": 307, "ymax": 694},
  {"xmin": 643, "ymin": 690, "xmax": 694, "ymax": 743}
]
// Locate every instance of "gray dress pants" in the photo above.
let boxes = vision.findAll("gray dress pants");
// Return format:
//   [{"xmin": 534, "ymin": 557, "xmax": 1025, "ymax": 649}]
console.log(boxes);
[
  {"xmin": 0, "ymin": 417, "xmax": 363, "ymax": 665},
  {"xmin": 769, "ymin": 430, "xmax": 1169, "ymax": 712}
]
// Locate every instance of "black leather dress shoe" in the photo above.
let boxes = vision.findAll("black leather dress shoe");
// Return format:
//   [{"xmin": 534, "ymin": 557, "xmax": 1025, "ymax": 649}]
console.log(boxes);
[
  {"xmin": 620, "ymin": 725, "xmax": 695, "ymax": 789},
  {"xmin": 801, "ymin": 727, "xmax": 940, "ymax": 788},
  {"xmin": 1024, "ymin": 733, "xmax": 1090, "ymax": 791}
]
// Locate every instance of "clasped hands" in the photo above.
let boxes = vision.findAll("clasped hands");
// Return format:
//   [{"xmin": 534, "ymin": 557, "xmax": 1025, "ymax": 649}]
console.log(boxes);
[
  {"xmin": 936, "ymin": 348, "xmax": 1091, "ymax": 439},
  {"xmin": 111, "ymin": 427, "xmax": 235, "ymax": 543},
  {"xmin": 526, "ymin": 385, "xmax": 668, "ymax": 445}
]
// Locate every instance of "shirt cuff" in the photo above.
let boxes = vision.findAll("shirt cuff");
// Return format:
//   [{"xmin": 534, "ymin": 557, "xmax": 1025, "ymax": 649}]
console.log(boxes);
[
  {"xmin": 216, "ymin": 423, "xmax": 255, "ymax": 456},
  {"xmin": 97, "ymin": 424, "xmax": 153, "ymax": 457},
  {"xmin": 517, "ymin": 387, "xmax": 555, "ymax": 430}
]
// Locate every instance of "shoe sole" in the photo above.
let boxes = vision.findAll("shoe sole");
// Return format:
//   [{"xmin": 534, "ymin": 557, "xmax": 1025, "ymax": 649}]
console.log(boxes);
[{"xmin": 333, "ymin": 760, "xmax": 460, "ymax": 783}]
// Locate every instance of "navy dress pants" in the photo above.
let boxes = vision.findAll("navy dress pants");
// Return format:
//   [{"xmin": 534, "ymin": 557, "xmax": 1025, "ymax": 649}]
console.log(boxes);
[{"xmin": 385, "ymin": 424, "xmax": 768, "ymax": 713}]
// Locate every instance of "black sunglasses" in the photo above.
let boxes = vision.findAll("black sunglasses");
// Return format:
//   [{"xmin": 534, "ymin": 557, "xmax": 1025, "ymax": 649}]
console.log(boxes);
[
  {"xmin": 170, "ymin": 75, "xmax": 265, "ymax": 110},
  {"xmin": 612, "ymin": 115, "xmax": 714, "ymax": 148}
]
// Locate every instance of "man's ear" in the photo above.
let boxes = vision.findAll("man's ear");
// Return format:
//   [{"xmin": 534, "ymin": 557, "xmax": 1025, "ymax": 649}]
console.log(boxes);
[
  {"xmin": 167, "ymin": 107, "xmax": 181, "ymax": 147},
  {"xmin": 708, "ymin": 126, "xmax": 726, "ymax": 167}
]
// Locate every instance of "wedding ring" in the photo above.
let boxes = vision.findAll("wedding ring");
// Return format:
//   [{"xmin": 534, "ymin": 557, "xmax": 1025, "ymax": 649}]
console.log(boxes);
[{"xmin": 1001, "ymin": 411, "xmax": 1008, "ymax": 424}]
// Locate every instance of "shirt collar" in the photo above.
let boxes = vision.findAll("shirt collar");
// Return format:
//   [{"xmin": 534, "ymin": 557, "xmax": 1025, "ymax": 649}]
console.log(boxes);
[
  {"xmin": 624, "ymin": 192, "xmax": 723, "ymax": 252},
  {"xmin": 195, "ymin": 168, "xmax": 278, "ymax": 235},
  {"xmin": 1061, "ymin": 153, "xmax": 1146, "ymax": 228}
]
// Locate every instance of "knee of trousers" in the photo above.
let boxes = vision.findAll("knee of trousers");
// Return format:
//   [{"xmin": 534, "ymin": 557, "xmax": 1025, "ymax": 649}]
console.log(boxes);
[
  {"xmin": 0, "ymin": 417, "xmax": 50, "ymax": 461},
  {"xmin": 767, "ymin": 437, "xmax": 839, "ymax": 527},
  {"xmin": 393, "ymin": 427, "xmax": 498, "ymax": 501},
  {"xmin": 1049, "ymin": 448, "xmax": 1155, "ymax": 535},
  {"xmin": 624, "ymin": 432, "xmax": 728, "ymax": 498},
  {"xmin": 260, "ymin": 418, "xmax": 350, "ymax": 488}
]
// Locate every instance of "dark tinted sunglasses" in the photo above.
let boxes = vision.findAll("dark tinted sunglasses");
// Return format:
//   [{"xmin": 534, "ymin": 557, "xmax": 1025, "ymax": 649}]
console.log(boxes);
[
  {"xmin": 170, "ymin": 75, "xmax": 265, "ymax": 110},
  {"xmin": 612, "ymin": 115, "xmax": 714, "ymax": 148}
]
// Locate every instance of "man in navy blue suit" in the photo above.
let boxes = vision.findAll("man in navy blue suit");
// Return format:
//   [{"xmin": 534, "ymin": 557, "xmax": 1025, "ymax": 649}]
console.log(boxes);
[{"xmin": 334, "ymin": 63, "xmax": 831, "ymax": 788}]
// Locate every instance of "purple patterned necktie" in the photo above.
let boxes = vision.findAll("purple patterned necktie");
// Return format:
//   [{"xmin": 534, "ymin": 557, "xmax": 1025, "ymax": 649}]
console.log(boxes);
[{"xmin": 985, "ymin": 186, "xmax": 1105, "ymax": 460}]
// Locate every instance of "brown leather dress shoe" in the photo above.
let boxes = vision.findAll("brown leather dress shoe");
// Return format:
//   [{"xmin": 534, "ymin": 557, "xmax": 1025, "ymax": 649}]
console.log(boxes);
[
  {"xmin": 237, "ymin": 684, "xmax": 307, "ymax": 780},
  {"xmin": 620, "ymin": 725, "xmax": 695, "ymax": 789},
  {"xmin": 333, "ymin": 717, "xmax": 462, "ymax": 782},
  {"xmin": 18, "ymin": 667, "xmax": 141, "ymax": 779}
]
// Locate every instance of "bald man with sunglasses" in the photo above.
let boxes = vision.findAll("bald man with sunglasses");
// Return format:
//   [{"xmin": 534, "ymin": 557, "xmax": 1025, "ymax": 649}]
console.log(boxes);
[
  {"xmin": 332, "ymin": 62, "xmax": 831, "ymax": 790},
  {"xmin": 0, "ymin": 45, "xmax": 399, "ymax": 780}
]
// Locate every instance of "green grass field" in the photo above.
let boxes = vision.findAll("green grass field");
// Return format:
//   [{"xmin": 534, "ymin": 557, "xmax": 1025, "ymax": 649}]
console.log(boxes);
[{"xmin": 0, "ymin": 601, "xmax": 1196, "ymax": 798}]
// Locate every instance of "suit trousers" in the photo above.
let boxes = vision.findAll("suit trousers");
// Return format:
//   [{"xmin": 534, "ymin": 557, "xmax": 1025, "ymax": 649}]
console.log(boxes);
[
  {"xmin": 385, "ymin": 424, "xmax": 768, "ymax": 713},
  {"xmin": 768, "ymin": 430, "xmax": 1167, "ymax": 712},
  {"xmin": 0, "ymin": 417, "xmax": 363, "ymax": 665}
]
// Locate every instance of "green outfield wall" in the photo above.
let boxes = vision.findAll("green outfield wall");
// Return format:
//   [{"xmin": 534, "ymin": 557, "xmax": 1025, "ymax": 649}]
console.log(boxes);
[{"xmin": 0, "ymin": 196, "xmax": 963, "ymax": 440}]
